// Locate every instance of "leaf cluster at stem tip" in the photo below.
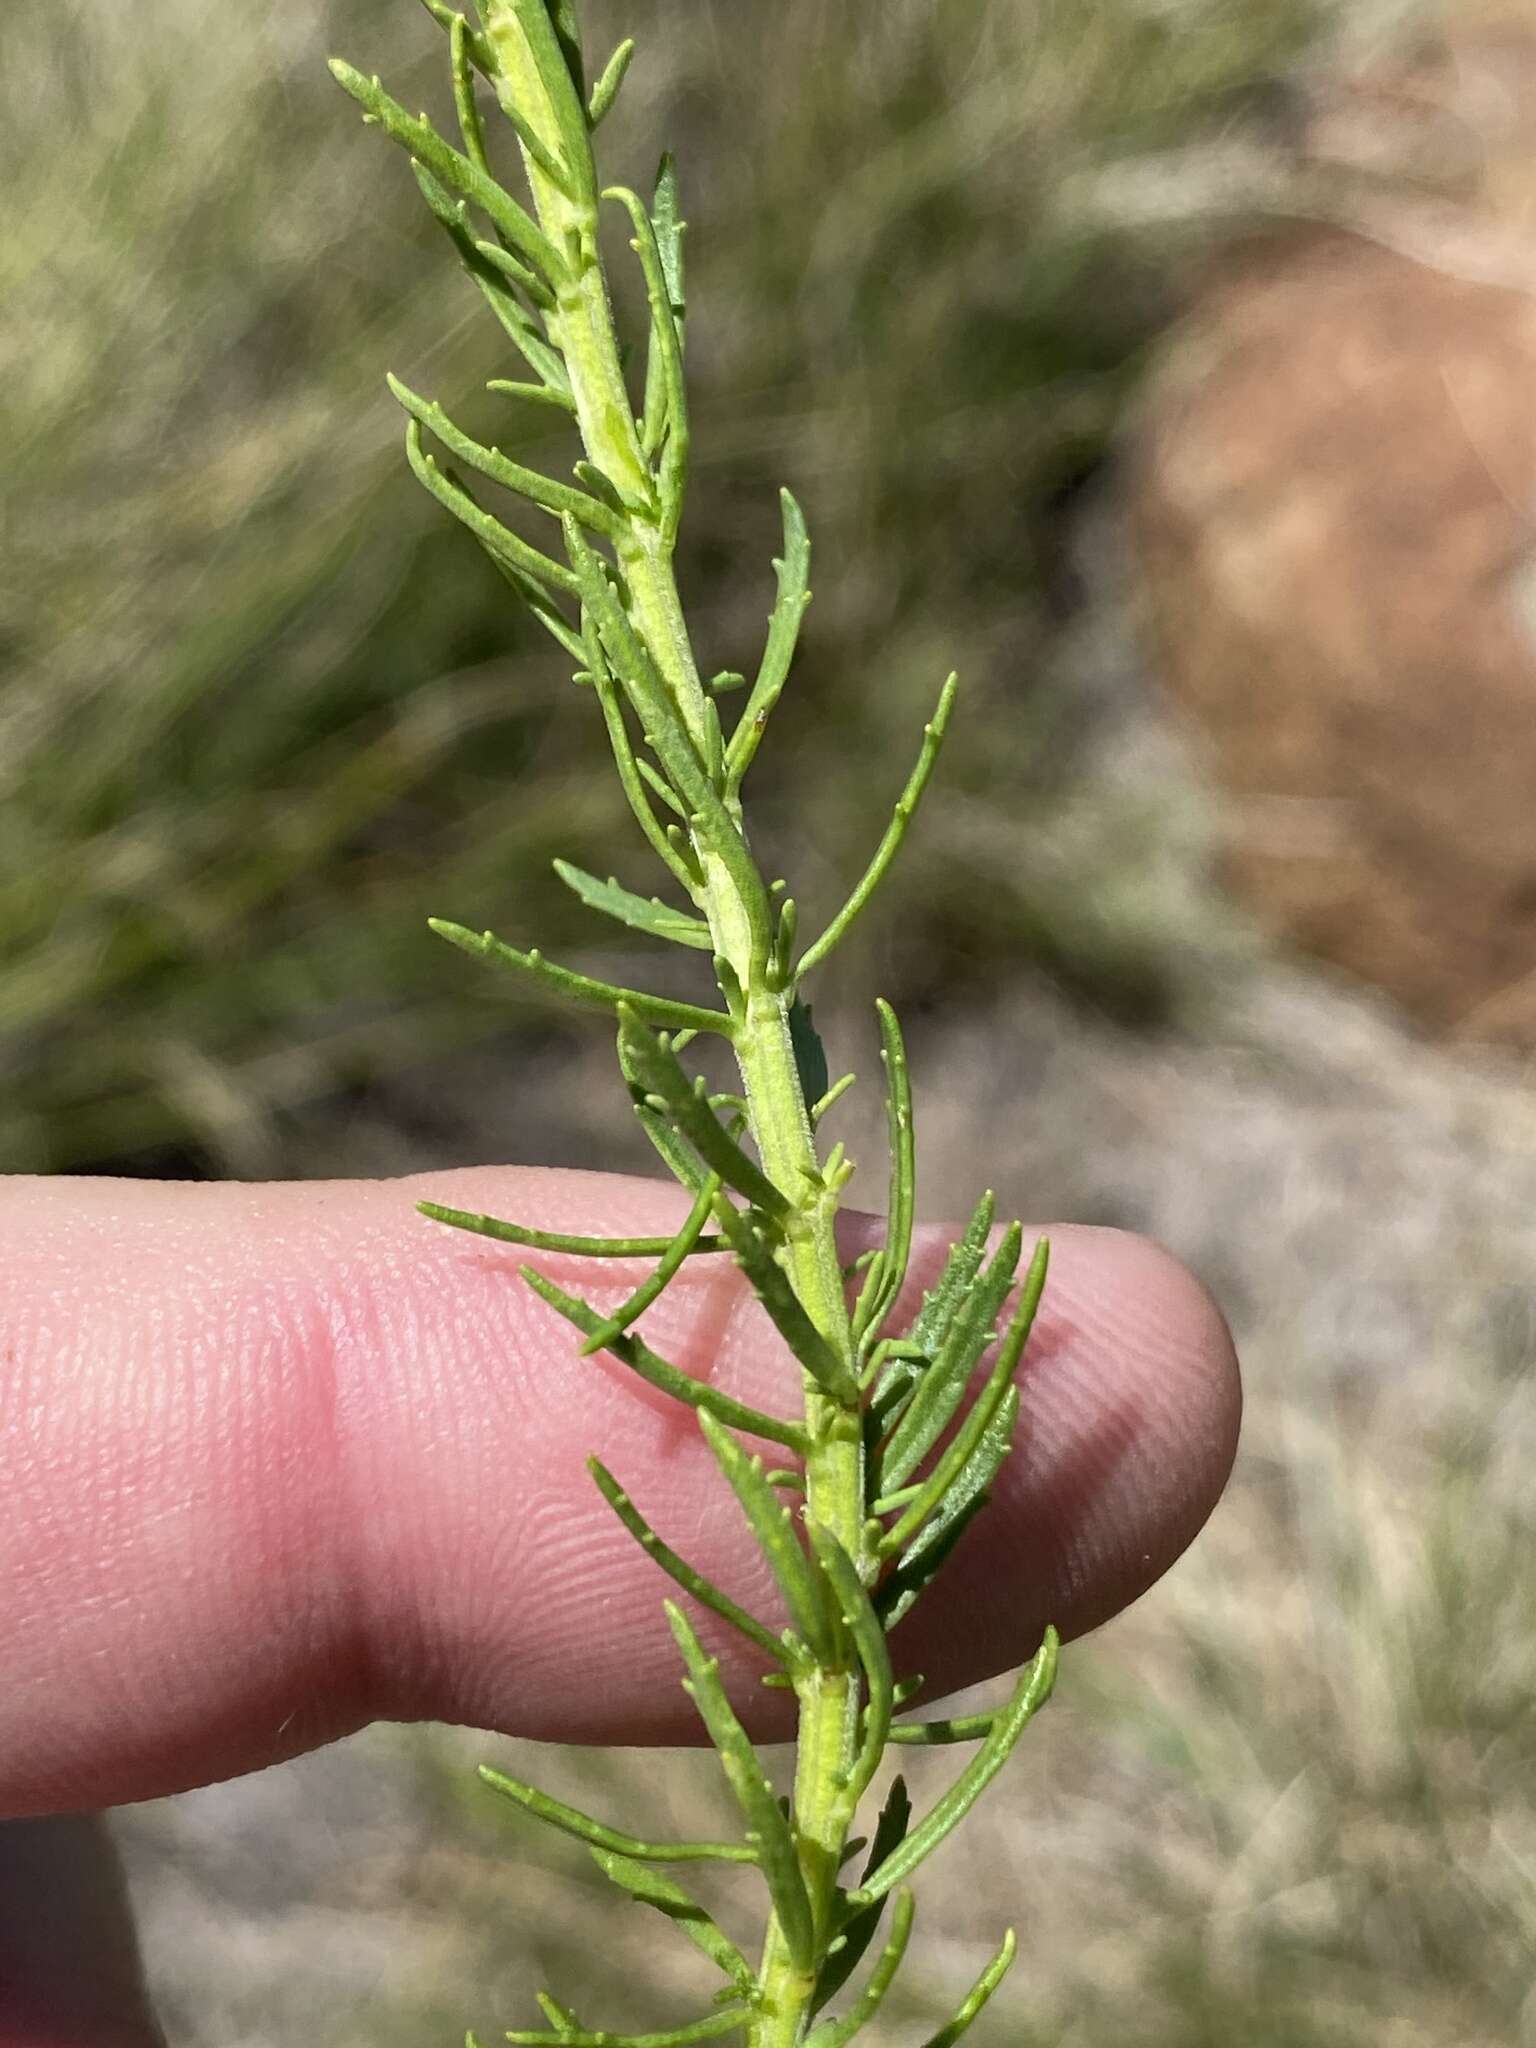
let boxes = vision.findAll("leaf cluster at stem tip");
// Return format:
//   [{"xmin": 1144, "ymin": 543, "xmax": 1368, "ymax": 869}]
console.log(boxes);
[{"xmin": 332, "ymin": 4, "xmax": 1060, "ymax": 2042}]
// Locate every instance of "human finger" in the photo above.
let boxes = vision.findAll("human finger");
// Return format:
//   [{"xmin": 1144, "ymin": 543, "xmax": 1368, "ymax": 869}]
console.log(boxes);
[{"xmin": 1, "ymin": 1168, "xmax": 1239, "ymax": 1815}]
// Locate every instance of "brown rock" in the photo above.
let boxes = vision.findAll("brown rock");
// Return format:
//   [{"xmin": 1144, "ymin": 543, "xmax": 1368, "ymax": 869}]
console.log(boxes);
[{"xmin": 1132, "ymin": 26, "xmax": 1536, "ymax": 1045}]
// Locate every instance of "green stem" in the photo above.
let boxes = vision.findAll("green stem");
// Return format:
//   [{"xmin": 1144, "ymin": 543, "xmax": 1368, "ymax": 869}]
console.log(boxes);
[{"xmin": 478, "ymin": 20, "xmax": 871, "ymax": 2039}]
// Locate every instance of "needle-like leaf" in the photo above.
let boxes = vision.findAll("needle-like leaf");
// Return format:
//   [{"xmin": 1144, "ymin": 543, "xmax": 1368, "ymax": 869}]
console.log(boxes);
[
  {"xmin": 449, "ymin": 13, "xmax": 491, "ymax": 172},
  {"xmin": 587, "ymin": 37, "xmax": 636, "ymax": 126},
  {"xmin": 873, "ymin": 1223, "xmax": 1023, "ymax": 1504},
  {"xmin": 479, "ymin": 1766, "xmax": 759, "ymax": 1865},
  {"xmin": 846, "ymin": 1630, "xmax": 1059, "ymax": 1909},
  {"xmin": 864, "ymin": 1193, "xmax": 995, "ymax": 1424},
  {"xmin": 913, "ymin": 1929, "xmax": 1018, "ymax": 2048},
  {"xmin": 852, "ymin": 998, "xmax": 914, "ymax": 1353},
  {"xmin": 524, "ymin": 1266, "xmax": 807, "ymax": 1451},
  {"xmin": 390, "ymin": 377, "xmax": 621, "ymax": 533},
  {"xmin": 590, "ymin": 1851, "xmax": 757, "ymax": 1991},
  {"xmin": 328, "ymin": 61, "xmax": 567, "ymax": 284},
  {"xmin": 796, "ymin": 672, "xmax": 958, "ymax": 980},
  {"xmin": 726, "ymin": 490, "xmax": 812, "ymax": 790},
  {"xmin": 564, "ymin": 524, "xmax": 774, "ymax": 964},
  {"xmin": 876, "ymin": 1385, "xmax": 1019, "ymax": 1632},
  {"xmin": 589, "ymin": 1457, "xmax": 795, "ymax": 1670},
  {"xmin": 553, "ymin": 860, "xmax": 712, "ymax": 948},
  {"xmin": 605, "ymin": 181, "xmax": 688, "ymax": 531},
  {"xmin": 803, "ymin": 1890, "xmax": 915, "ymax": 2048},
  {"xmin": 503, "ymin": 2010, "xmax": 753, "ymax": 2048},
  {"xmin": 405, "ymin": 425, "xmax": 578, "ymax": 595},
  {"xmin": 428, "ymin": 920, "xmax": 734, "ymax": 1037},
  {"xmin": 811, "ymin": 1779, "xmax": 912, "ymax": 2016},
  {"xmin": 416, "ymin": 1201, "xmax": 727, "ymax": 1258},
  {"xmin": 713, "ymin": 1206, "xmax": 858, "ymax": 1405},
  {"xmin": 616, "ymin": 1008, "xmax": 788, "ymax": 1219},
  {"xmin": 535, "ymin": 1993, "xmax": 582, "ymax": 2039},
  {"xmin": 698, "ymin": 1412, "xmax": 837, "ymax": 1666},
  {"xmin": 665, "ymin": 1602, "xmax": 817, "ymax": 1975},
  {"xmin": 410, "ymin": 165, "xmax": 571, "ymax": 390},
  {"xmin": 880, "ymin": 1239, "xmax": 1049, "ymax": 1557},
  {"xmin": 587, "ymin": 659, "xmax": 702, "ymax": 896},
  {"xmin": 808, "ymin": 1522, "xmax": 894, "ymax": 1800},
  {"xmin": 580, "ymin": 1172, "xmax": 721, "ymax": 1353},
  {"xmin": 415, "ymin": 0, "xmax": 495, "ymax": 78}
]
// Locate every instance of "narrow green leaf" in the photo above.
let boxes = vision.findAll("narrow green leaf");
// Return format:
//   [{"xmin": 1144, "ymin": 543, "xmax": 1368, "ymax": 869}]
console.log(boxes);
[
  {"xmin": 553, "ymin": 860, "xmax": 711, "ymax": 948},
  {"xmin": 405, "ymin": 425, "xmax": 579, "ymax": 595},
  {"xmin": 864, "ymin": 1193, "xmax": 994, "ymax": 1423},
  {"xmin": 651, "ymin": 155, "xmax": 686, "ymax": 315},
  {"xmin": 726, "ymin": 489, "xmax": 812, "ymax": 789},
  {"xmin": 504, "ymin": 2009, "xmax": 753, "ymax": 2048},
  {"xmin": 713, "ymin": 1207, "xmax": 858, "ymax": 1406},
  {"xmin": 787, "ymin": 997, "xmax": 830, "ymax": 1111},
  {"xmin": 589, "ymin": 1457, "xmax": 793, "ymax": 1669},
  {"xmin": 487, "ymin": 549, "xmax": 586, "ymax": 660},
  {"xmin": 909, "ymin": 1197, "xmax": 999, "ymax": 1358},
  {"xmin": 914, "ymin": 1929, "xmax": 1017, "ymax": 2048},
  {"xmin": 410, "ymin": 165, "xmax": 570, "ymax": 390},
  {"xmin": 414, "ymin": 0, "xmax": 495, "ymax": 77},
  {"xmin": 846, "ymin": 1629, "xmax": 1059, "ymax": 1908},
  {"xmin": 328, "ymin": 61, "xmax": 567, "ymax": 284},
  {"xmin": 495, "ymin": 85, "xmax": 576, "ymax": 197},
  {"xmin": 635, "ymin": 756, "xmax": 687, "ymax": 817},
  {"xmin": 562, "ymin": 521, "xmax": 772, "ymax": 966},
  {"xmin": 417, "ymin": 1201, "xmax": 727, "ymax": 1259},
  {"xmin": 888, "ymin": 1709, "xmax": 996, "ymax": 1747},
  {"xmin": 698, "ymin": 1412, "xmax": 836, "ymax": 1665},
  {"xmin": 470, "ymin": 231, "xmax": 556, "ymax": 310},
  {"xmin": 449, "ymin": 13, "xmax": 490, "ymax": 172},
  {"xmin": 877, "ymin": 1386, "xmax": 1019, "ymax": 1632},
  {"xmin": 573, "ymin": 459, "xmax": 649, "ymax": 518},
  {"xmin": 852, "ymin": 1000, "xmax": 914, "ymax": 1352},
  {"xmin": 617, "ymin": 1009, "xmax": 787, "ymax": 1220},
  {"xmin": 536, "ymin": 1994, "xmax": 582, "ymax": 2039},
  {"xmin": 391, "ymin": 378, "xmax": 620, "ymax": 533},
  {"xmin": 546, "ymin": 0, "xmax": 586, "ymax": 98},
  {"xmin": 804, "ymin": 1890, "xmax": 915, "ymax": 2048},
  {"xmin": 665, "ymin": 1601, "xmax": 816, "ymax": 1975},
  {"xmin": 589, "ymin": 661, "xmax": 701, "ymax": 896},
  {"xmin": 605, "ymin": 183, "xmax": 688, "ymax": 525},
  {"xmin": 587, "ymin": 37, "xmax": 636, "ymax": 126},
  {"xmin": 811, "ymin": 1780, "xmax": 911, "ymax": 2015},
  {"xmin": 590, "ymin": 1850, "xmax": 756, "ymax": 1990},
  {"xmin": 796, "ymin": 673, "xmax": 958, "ymax": 980},
  {"xmin": 880, "ymin": 1240, "xmax": 1048, "ymax": 1558},
  {"xmin": 487, "ymin": 378, "xmax": 577, "ymax": 412},
  {"xmin": 479, "ymin": 1765, "xmax": 758, "ymax": 1865},
  {"xmin": 807, "ymin": 1523, "xmax": 894, "ymax": 1799},
  {"xmin": 633, "ymin": 1104, "xmax": 710, "ymax": 1200},
  {"xmin": 486, "ymin": 0, "xmax": 594, "ymax": 179},
  {"xmin": 581, "ymin": 1174, "xmax": 721, "ymax": 1354},
  {"xmin": 428, "ymin": 919, "xmax": 734, "ymax": 1037},
  {"xmin": 875, "ymin": 1487, "xmax": 988, "ymax": 1636},
  {"xmin": 874, "ymin": 1223, "xmax": 1023, "ymax": 1500},
  {"xmin": 522, "ymin": 1267, "xmax": 807, "ymax": 1451}
]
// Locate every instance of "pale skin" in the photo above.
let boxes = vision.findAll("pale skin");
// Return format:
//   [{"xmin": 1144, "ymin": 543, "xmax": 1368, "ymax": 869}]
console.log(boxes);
[{"xmin": 0, "ymin": 1166, "xmax": 1241, "ymax": 2047}]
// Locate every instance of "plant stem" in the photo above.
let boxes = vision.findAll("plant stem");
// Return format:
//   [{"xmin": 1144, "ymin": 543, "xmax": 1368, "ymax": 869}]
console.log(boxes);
[{"xmin": 445, "ymin": 15, "xmax": 880, "ymax": 2036}]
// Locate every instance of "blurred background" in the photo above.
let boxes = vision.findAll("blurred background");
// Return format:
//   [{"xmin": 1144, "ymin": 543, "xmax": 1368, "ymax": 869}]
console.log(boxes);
[{"xmin": 7, "ymin": 0, "xmax": 1536, "ymax": 2039}]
